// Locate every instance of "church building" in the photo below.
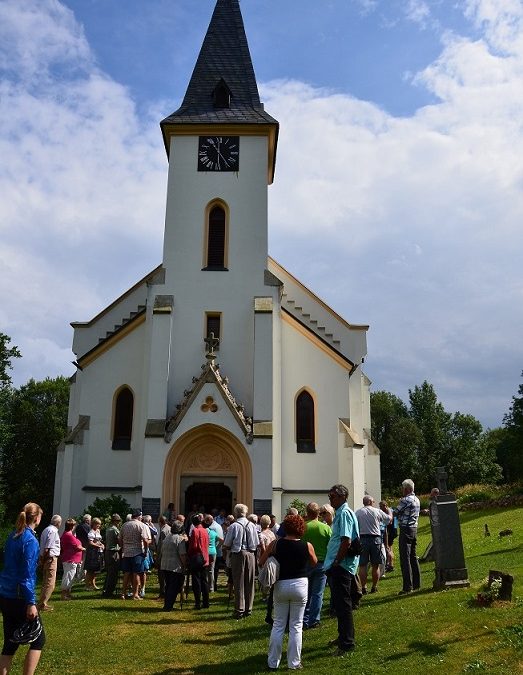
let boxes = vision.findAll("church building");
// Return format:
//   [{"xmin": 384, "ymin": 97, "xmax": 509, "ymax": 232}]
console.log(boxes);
[{"xmin": 53, "ymin": 0, "xmax": 381, "ymax": 520}]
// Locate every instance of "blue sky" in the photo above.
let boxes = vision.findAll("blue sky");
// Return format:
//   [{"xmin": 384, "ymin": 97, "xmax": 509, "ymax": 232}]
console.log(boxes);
[{"xmin": 1, "ymin": 0, "xmax": 522, "ymax": 429}]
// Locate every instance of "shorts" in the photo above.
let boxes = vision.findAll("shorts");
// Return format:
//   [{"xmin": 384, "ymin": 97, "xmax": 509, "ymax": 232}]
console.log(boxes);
[
  {"xmin": 358, "ymin": 535, "xmax": 384, "ymax": 567},
  {"xmin": 0, "ymin": 596, "xmax": 46, "ymax": 655},
  {"xmin": 121, "ymin": 554, "xmax": 145, "ymax": 574}
]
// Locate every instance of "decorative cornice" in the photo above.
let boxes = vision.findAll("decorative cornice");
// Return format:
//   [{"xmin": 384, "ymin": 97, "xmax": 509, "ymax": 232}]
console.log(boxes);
[
  {"xmin": 64, "ymin": 415, "xmax": 90, "ymax": 446},
  {"xmin": 153, "ymin": 295, "xmax": 174, "ymax": 314},
  {"xmin": 164, "ymin": 361, "xmax": 253, "ymax": 444},
  {"xmin": 145, "ymin": 419, "xmax": 167, "ymax": 437},
  {"xmin": 254, "ymin": 297, "xmax": 273, "ymax": 313},
  {"xmin": 253, "ymin": 421, "xmax": 272, "ymax": 437},
  {"xmin": 82, "ymin": 485, "xmax": 142, "ymax": 492},
  {"xmin": 339, "ymin": 418, "xmax": 365, "ymax": 448}
]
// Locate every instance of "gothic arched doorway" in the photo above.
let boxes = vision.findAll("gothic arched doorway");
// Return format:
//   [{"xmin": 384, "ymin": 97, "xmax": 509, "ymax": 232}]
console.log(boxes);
[
  {"xmin": 162, "ymin": 423, "xmax": 252, "ymax": 515},
  {"xmin": 184, "ymin": 481, "xmax": 233, "ymax": 514}
]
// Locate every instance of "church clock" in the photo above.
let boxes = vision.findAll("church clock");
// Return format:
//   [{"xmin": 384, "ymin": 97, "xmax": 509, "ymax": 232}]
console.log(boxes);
[{"xmin": 198, "ymin": 136, "xmax": 239, "ymax": 172}]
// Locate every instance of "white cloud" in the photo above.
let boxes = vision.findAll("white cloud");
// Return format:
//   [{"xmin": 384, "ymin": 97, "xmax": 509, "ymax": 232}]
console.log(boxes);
[
  {"xmin": 261, "ymin": 1, "xmax": 523, "ymax": 426},
  {"xmin": 0, "ymin": 0, "xmax": 166, "ymax": 385},
  {"xmin": 1, "ymin": 0, "xmax": 522, "ymax": 428}
]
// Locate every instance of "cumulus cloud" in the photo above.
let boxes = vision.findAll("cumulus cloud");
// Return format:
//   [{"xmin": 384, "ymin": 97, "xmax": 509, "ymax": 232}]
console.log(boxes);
[
  {"xmin": 0, "ymin": 0, "xmax": 166, "ymax": 385},
  {"xmin": 262, "ymin": 0, "xmax": 523, "ymax": 426},
  {"xmin": 1, "ymin": 0, "xmax": 522, "ymax": 428}
]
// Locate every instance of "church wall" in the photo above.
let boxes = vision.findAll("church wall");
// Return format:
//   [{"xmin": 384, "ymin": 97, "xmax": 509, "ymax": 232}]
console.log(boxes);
[
  {"xmin": 279, "ymin": 319, "xmax": 352, "ymax": 494},
  {"xmin": 68, "ymin": 323, "xmax": 147, "ymax": 503},
  {"xmin": 72, "ymin": 279, "xmax": 149, "ymax": 359},
  {"xmin": 162, "ymin": 135, "xmax": 270, "ymax": 417}
]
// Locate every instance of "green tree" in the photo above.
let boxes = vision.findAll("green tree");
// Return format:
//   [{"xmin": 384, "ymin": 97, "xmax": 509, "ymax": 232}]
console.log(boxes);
[
  {"xmin": 0, "ymin": 377, "xmax": 69, "ymax": 520},
  {"xmin": 0, "ymin": 333, "xmax": 21, "ymax": 389},
  {"xmin": 370, "ymin": 391, "xmax": 421, "ymax": 491},
  {"xmin": 447, "ymin": 412, "xmax": 502, "ymax": 486},
  {"xmin": 501, "ymin": 372, "xmax": 523, "ymax": 481},
  {"xmin": 0, "ymin": 334, "xmax": 21, "ymax": 521},
  {"xmin": 408, "ymin": 381, "xmax": 451, "ymax": 491}
]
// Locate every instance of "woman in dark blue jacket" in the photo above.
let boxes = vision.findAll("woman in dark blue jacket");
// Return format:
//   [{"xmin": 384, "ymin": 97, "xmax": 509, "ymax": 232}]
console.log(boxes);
[{"xmin": 0, "ymin": 502, "xmax": 45, "ymax": 674}]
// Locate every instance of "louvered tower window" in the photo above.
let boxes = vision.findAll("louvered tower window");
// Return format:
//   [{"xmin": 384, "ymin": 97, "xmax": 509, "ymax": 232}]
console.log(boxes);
[
  {"xmin": 296, "ymin": 390, "xmax": 315, "ymax": 453},
  {"xmin": 213, "ymin": 79, "xmax": 231, "ymax": 109},
  {"xmin": 112, "ymin": 386, "xmax": 134, "ymax": 450},
  {"xmin": 205, "ymin": 205, "xmax": 227, "ymax": 270}
]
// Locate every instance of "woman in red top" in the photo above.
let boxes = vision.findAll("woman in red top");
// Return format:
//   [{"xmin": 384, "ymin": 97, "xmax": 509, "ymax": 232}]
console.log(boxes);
[{"xmin": 59, "ymin": 520, "xmax": 84, "ymax": 600}]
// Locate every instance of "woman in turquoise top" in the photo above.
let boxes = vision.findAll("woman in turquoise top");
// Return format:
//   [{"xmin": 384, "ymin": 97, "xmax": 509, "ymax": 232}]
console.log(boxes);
[
  {"xmin": 0, "ymin": 502, "xmax": 45, "ymax": 674},
  {"xmin": 204, "ymin": 519, "xmax": 219, "ymax": 593}
]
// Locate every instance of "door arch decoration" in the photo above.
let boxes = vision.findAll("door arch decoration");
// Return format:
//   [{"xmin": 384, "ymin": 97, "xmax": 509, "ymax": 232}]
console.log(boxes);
[{"xmin": 162, "ymin": 423, "xmax": 253, "ymax": 512}]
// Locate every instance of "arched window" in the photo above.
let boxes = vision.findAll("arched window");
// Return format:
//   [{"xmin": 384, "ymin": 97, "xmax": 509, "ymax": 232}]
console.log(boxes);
[
  {"xmin": 296, "ymin": 390, "xmax": 315, "ymax": 453},
  {"xmin": 112, "ymin": 387, "xmax": 133, "ymax": 450},
  {"xmin": 204, "ymin": 205, "xmax": 227, "ymax": 270}
]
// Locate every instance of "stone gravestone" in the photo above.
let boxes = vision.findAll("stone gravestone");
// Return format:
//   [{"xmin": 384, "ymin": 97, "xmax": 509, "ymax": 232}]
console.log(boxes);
[{"xmin": 430, "ymin": 467, "xmax": 470, "ymax": 590}]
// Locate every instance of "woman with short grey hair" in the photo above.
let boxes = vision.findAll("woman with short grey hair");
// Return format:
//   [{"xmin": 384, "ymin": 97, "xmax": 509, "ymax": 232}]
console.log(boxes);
[{"xmin": 161, "ymin": 521, "xmax": 187, "ymax": 611}]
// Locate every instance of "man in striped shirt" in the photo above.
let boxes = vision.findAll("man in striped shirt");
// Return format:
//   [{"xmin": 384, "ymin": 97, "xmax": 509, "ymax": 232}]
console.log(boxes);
[{"xmin": 394, "ymin": 479, "xmax": 421, "ymax": 594}]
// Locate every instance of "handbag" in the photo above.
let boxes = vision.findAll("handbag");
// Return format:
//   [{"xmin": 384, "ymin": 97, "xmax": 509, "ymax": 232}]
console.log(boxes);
[
  {"xmin": 258, "ymin": 555, "xmax": 280, "ymax": 590},
  {"xmin": 346, "ymin": 537, "xmax": 362, "ymax": 557}
]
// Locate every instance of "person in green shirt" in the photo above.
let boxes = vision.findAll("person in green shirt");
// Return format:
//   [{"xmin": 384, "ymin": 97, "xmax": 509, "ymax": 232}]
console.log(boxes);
[{"xmin": 302, "ymin": 502, "xmax": 331, "ymax": 629}]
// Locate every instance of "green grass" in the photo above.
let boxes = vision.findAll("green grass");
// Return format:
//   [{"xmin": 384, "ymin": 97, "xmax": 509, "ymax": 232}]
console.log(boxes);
[{"xmin": 3, "ymin": 507, "xmax": 522, "ymax": 674}]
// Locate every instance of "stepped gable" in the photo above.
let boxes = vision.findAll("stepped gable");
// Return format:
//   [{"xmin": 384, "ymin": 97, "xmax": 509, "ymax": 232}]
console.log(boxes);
[
  {"xmin": 164, "ymin": 360, "xmax": 253, "ymax": 443},
  {"xmin": 160, "ymin": 0, "xmax": 278, "ymax": 129}
]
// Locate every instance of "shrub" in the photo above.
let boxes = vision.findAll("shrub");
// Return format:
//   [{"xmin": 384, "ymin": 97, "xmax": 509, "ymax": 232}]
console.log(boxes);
[{"xmin": 84, "ymin": 494, "xmax": 131, "ymax": 522}]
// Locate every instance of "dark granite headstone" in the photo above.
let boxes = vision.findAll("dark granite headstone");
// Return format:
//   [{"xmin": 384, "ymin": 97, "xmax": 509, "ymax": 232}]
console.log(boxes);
[{"xmin": 430, "ymin": 466, "xmax": 470, "ymax": 590}]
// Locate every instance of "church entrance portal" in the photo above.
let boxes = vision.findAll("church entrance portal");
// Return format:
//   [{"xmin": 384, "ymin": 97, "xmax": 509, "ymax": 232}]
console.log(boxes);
[
  {"xmin": 185, "ymin": 482, "xmax": 232, "ymax": 514},
  {"xmin": 162, "ymin": 424, "xmax": 253, "ymax": 516}
]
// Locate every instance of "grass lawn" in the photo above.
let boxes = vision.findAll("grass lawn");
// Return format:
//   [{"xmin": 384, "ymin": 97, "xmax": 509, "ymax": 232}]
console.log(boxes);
[{"xmin": 3, "ymin": 507, "xmax": 522, "ymax": 674}]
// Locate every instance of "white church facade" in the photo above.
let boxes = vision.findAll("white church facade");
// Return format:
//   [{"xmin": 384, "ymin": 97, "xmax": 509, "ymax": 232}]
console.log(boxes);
[{"xmin": 53, "ymin": 0, "xmax": 381, "ymax": 521}]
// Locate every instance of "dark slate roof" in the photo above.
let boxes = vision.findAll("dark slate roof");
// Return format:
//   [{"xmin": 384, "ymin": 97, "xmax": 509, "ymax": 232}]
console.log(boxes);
[{"xmin": 160, "ymin": 0, "xmax": 278, "ymax": 127}]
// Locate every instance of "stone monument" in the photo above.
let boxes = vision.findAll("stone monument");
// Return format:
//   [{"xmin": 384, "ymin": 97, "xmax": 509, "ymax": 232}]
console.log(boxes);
[{"xmin": 430, "ymin": 467, "xmax": 470, "ymax": 590}]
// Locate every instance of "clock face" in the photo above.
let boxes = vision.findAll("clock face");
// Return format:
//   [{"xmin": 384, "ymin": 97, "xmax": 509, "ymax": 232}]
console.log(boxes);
[{"xmin": 198, "ymin": 136, "xmax": 239, "ymax": 172}]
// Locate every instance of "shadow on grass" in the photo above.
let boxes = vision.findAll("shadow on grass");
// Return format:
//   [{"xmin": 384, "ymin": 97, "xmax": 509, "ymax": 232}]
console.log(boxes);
[
  {"xmin": 383, "ymin": 630, "xmax": 493, "ymax": 663},
  {"xmin": 150, "ymin": 653, "xmax": 266, "ymax": 674}
]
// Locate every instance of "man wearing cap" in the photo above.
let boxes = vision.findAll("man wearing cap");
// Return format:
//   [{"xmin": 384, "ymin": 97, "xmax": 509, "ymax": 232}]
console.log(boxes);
[
  {"xmin": 102, "ymin": 514, "xmax": 122, "ymax": 598},
  {"xmin": 119, "ymin": 509, "xmax": 151, "ymax": 600}
]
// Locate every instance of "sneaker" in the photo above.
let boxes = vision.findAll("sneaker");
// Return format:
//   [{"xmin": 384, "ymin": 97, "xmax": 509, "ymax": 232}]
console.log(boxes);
[
  {"xmin": 398, "ymin": 589, "xmax": 412, "ymax": 595},
  {"xmin": 361, "ymin": 586, "xmax": 367, "ymax": 595},
  {"xmin": 370, "ymin": 586, "xmax": 378, "ymax": 594}
]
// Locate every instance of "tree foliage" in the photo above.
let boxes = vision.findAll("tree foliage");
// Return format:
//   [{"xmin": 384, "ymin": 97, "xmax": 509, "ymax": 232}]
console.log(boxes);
[
  {"xmin": 500, "ymin": 372, "xmax": 523, "ymax": 481},
  {"xmin": 84, "ymin": 495, "xmax": 131, "ymax": 522},
  {"xmin": 0, "ymin": 377, "xmax": 69, "ymax": 521},
  {"xmin": 0, "ymin": 333, "xmax": 21, "ymax": 389},
  {"xmin": 371, "ymin": 381, "xmax": 502, "ymax": 492}
]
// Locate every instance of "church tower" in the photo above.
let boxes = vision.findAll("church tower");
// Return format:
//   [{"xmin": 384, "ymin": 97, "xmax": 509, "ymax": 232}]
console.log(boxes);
[{"xmin": 159, "ymin": 0, "xmax": 279, "ymax": 414}]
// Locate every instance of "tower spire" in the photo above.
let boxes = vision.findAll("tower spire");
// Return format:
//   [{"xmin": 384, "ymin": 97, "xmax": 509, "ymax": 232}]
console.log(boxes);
[{"xmin": 160, "ymin": 0, "xmax": 278, "ymax": 175}]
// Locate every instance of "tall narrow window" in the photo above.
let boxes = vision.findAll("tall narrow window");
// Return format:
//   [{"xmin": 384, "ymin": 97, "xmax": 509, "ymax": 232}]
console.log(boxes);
[
  {"xmin": 206, "ymin": 313, "xmax": 221, "ymax": 344},
  {"xmin": 296, "ymin": 390, "xmax": 315, "ymax": 453},
  {"xmin": 112, "ymin": 387, "xmax": 133, "ymax": 450},
  {"xmin": 205, "ymin": 206, "xmax": 227, "ymax": 270}
]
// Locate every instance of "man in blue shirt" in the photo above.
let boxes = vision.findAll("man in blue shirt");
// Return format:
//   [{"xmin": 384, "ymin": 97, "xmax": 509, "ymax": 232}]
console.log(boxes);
[{"xmin": 324, "ymin": 484, "xmax": 359, "ymax": 655}]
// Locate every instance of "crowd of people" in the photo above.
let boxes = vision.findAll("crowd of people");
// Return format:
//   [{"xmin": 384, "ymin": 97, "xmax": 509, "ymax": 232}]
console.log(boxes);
[{"xmin": 0, "ymin": 479, "xmax": 422, "ymax": 673}]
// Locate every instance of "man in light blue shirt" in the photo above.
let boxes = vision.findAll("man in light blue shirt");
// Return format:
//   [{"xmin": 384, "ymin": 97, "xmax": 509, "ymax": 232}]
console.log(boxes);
[{"xmin": 324, "ymin": 484, "xmax": 359, "ymax": 655}]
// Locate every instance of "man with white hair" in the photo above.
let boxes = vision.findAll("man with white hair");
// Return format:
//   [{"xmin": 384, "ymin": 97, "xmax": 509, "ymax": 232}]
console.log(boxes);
[
  {"xmin": 223, "ymin": 503, "xmax": 259, "ymax": 619},
  {"xmin": 38, "ymin": 514, "xmax": 62, "ymax": 611},
  {"xmin": 394, "ymin": 479, "xmax": 421, "ymax": 594},
  {"xmin": 355, "ymin": 496, "xmax": 391, "ymax": 594}
]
